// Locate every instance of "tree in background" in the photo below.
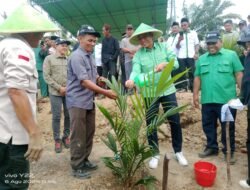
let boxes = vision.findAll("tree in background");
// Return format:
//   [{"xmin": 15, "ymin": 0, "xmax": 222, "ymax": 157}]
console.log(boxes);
[{"xmin": 182, "ymin": 0, "xmax": 241, "ymax": 37}]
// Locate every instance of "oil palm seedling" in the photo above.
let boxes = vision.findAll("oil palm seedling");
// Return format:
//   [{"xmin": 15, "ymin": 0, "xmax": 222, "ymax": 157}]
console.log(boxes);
[{"xmin": 98, "ymin": 59, "xmax": 188, "ymax": 189}]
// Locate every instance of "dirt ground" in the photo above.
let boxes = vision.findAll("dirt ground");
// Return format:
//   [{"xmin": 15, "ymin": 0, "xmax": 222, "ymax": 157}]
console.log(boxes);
[{"xmin": 29, "ymin": 92, "xmax": 249, "ymax": 190}]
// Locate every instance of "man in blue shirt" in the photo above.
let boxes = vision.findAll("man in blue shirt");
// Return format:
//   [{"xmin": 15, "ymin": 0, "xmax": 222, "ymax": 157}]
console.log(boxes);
[{"xmin": 66, "ymin": 25, "xmax": 117, "ymax": 179}]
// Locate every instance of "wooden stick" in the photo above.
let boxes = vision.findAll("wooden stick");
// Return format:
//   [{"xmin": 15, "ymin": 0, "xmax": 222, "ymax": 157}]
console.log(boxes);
[
  {"xmin": 226, "ymin": 122, "xmax": 232, "ymax": 184},
  {"xmin": 162, "ymin": 153, "xmax": 170, "ymax": 190}
]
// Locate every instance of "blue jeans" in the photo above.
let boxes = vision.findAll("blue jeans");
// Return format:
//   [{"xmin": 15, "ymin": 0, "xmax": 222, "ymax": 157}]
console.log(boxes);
[
  {"xmin": 50, "ymin": 95, "xmax": 70, "ymax": 141},
  {"xmin": 146, "ymin": 93, "xmax": 182, "ymax": 153},
  {"xmin": 201, "ymin": 103, "xmax": 236, "ymax": 154}
]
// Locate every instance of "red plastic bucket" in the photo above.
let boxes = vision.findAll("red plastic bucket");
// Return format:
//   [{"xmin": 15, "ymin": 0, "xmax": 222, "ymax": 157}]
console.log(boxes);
[{"xmin": 194, "ymin": 161, "xmax": 217, "ymax": 187}]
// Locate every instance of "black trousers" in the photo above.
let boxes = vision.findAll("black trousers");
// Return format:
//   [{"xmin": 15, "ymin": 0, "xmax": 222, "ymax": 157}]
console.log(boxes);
[
  {"xmin": 173, "ymin": 58, "xmax": 195, "ymax": 91},
  {"xmin": 0, "ymin": 141, "xmax": 29, "ymax": 190},
  {"xmin": 247, "ymin": 107, "xmax": 250, "ymax": 184},
  {"xmin": 201, "ymin": 104, "xmax": 236, "ymax": 154},
  {"xmin": 97, "ymin": 66, "xmax": 103, "ymax": 77},
  {"xmin": 146, "ymin": 93, "xmax": 182, "ymax": 153}
]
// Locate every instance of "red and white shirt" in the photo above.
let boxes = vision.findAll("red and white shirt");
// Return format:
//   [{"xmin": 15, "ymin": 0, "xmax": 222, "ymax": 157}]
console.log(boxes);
[{"xmin": 0, "ymin": 35, "xmax": 37, "ymax": 145}]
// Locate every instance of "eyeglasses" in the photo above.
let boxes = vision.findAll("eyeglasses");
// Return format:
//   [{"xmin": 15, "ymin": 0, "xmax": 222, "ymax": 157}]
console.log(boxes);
[{"xmin": 206, "ymin": 42, "xmax": 217, "ymax": 45}]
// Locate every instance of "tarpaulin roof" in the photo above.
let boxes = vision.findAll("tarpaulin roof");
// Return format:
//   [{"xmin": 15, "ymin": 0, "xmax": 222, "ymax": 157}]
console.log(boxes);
[{"xmin": 31, "ymin": 0, "xmax": 167, "ymax": 39}]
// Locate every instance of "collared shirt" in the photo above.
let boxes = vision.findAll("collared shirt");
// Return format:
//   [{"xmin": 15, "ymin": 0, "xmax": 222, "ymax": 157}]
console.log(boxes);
[
  {"xmin": 195, "ymin": 48, "xmax": 243, "ymax": 104},
  {"xmin": 166, "ymin": 33, "xmax": 179, "ymax": 55},
  {"xmin": 94, "ymin": 43, "xmax": 102, "ymax": 67},
  {"xmin": 66, "ymin": 47, "xmax": 97, "ymax": 110},
  {"xmin": 43, "ymin": 53, "xmax": 68, "ymax": 96},
  {"xmin": 120, "ymin": 36, "xmax": 139, "ymax": 64},
  {"xmin": 0, "ymin": 35, "xmax": 37, "ymax": 145},
  {"xmin": 176, "ymin": 30, "xmax": 199, "ymax": 58},
  {"xmin": 101, "ymin": 35, "xmax": 120, "ymax": 63},
  {"xmin": 222, "ymin": 30, "xmax": 239, "ymax": 50},
  {"xmin": 130, "ymin": 42, "xmax": 179, "ymax": 97}
]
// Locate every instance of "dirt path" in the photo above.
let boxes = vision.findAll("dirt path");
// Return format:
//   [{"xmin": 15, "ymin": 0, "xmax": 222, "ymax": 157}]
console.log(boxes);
[{"xmin": 29, "ymin": 92, "xmax": 248, "ymax": 190}]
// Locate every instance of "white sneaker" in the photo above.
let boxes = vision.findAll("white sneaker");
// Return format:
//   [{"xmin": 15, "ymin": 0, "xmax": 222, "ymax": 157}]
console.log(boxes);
[
  {"xmin": 239, "ymin": 180, "xmax": 250, "ymax": 188},
  {"xmin": 175, "ymin": 152, "xmax": 188, "ymax": 166},
  {"xmin": 148, "ymin": 155, "xmax": 160, "ymax": 169}
]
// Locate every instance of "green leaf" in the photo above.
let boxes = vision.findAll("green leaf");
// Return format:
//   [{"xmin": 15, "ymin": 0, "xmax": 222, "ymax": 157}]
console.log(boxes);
[
  {"xmin": 102, "ymin": 132, "xmax": 118, "ymax": 153},
  {"xmin": 97, "ymin": 104, "xmax": 115, "ymax": 129},
  {"xmin": 134, "ymin": 176, "xmax": 157, "ymax": 188},
  {"xmin": 155, "ymin": 58, "xmax": 174, "ymax": 95}
]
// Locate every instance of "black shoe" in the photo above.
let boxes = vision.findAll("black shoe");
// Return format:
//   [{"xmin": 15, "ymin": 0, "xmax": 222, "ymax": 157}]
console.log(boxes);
[
  {"xmin": 224, "ymin": 153, "xmax": 236, "ymax": 165},
  {"xmin": 72, "ymin": 169, "xmax": 91, "ymax": 179},
  {"xmin": 198, "ymin": 148, "xmax": 218, "ymax": 158},
  {"xmin": 82, "ymin": 160, "xmax": 98, "ymax": 171}
]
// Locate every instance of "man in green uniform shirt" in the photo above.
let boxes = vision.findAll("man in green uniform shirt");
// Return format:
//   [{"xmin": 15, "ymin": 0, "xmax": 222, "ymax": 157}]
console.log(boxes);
[
  {"xmin": 193, "ymin": 31, "xmax": 243, "ymax": 164},
  {"xmin": 34, "ymin": 41, "xmax": 49, "ymax": 98}
]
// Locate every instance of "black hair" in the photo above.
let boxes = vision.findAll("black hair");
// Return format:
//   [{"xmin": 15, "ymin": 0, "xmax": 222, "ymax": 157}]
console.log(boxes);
[
  {"xmin": 172, "ymin": 21, "xmax": 179, "ymax": 27},
  {"xmin": 181, "ymin": 18, "xmax": 189, "ymax": 23}
]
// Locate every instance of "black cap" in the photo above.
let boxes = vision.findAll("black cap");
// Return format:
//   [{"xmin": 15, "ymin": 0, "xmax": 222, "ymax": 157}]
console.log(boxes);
[
  {"xmin": 224, "ymin": 19, "xmax": 233, "ymax": 25},
  {"xmin": 50, "ymin": 35, "xmax": 59, "ymax": 41},
  {"xmin": 55, "ymin": 38, "xmax": 71, "ymax": 45},
  {"xmin": 78, "ymin": 25, "xmax": 100, "ymax": 37},
  {"xmin": 239, "ymin": 20, "xmax": 247, "ymax": 25},
  {"xmin": 205, "ymin": 31, "xmax": 221, "ymax": 43}
]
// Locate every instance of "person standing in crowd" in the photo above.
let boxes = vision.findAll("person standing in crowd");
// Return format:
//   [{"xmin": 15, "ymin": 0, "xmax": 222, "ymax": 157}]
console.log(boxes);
[
  {"xmin": 0, "ymin": 3, "xmax": 58, "ymax": 189},
  {"xmin": 238, "ymin": 20, "xmax": 248, "ymax": 66},
  {"xmin": 120, "ymin": 24, "xmax": 139, "ymax": 93},
  {"xmin": 238, "ymin": 30, "xmax": 250, "ymax": 189},
  {"xmin": 48, "ymin": 35, "xmax": 59, "ymax": 55},
  {"xmin": 119, "ymin": 32, "xmax": 127, "ymax": 92},
  {"xmin": 175, "ymin": 18, "xmax": 199, "ymax": 92},
  {"xmin": 222, "ymin": 19, "xmax": 239, "ymax": 50},
  {"xmin": 126, "ymin": 23, "xmax": 188, "ymax": 169},
  {"xmin": 94, "ymin": 42, "xmax": 105, "ymax": 98},
  {"xmin": 66, "ymin": 25, "xmax": 117, "ymax": 179},
  {"xmin": 248, "ymin": 15, "xmax": 250, "ymax": 30},
  {"xmin": 94, "ymin": 42, "xmax": 103, "ymax": 78},
  {"xmin": 34, "ymin": 40, "xmax": 49, "ymax": 99},
  {"xmin": 101, "ymin": 24, "xmax": 120, "ymax": 81},
  {"xmin": 166, "ymin": 21, "xmax": 180, "ymax": 55},
  {"xmin": 43, "ymin": 38, "xmax": 71, "ymax": 153},
  {"xmin": 39, "ymin": 36, "xmax": 51, "ymax": 61},
  {"xmin": 193, "ymin": 31, "xmax": 243, "ymax": 164}
]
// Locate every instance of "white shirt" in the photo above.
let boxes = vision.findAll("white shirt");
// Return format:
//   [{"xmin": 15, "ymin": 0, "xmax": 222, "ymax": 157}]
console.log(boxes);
[
  {"xmin": 94, "ymin": 43, "xmax": 102, "ymax": 67},
  {"xmin": 49, "ymin": 46, "xmax": 56, "ymax": 55},
  {"xmin": 166, "ymin": 33, "xmax": 179, "ymax": 56},
  {"xmin": 176, "ymin": 30, "xmax": 199, "ymax": 59},
  {"xmin": 0, "ymin": 36, "xmax": 37, "ymax": 145}
]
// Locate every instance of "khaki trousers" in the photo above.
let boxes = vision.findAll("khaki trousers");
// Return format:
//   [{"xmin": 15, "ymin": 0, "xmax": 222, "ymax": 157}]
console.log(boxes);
[{"xmin": 69, "ymin": 107, "xmax": 95, "ymax": 170}]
